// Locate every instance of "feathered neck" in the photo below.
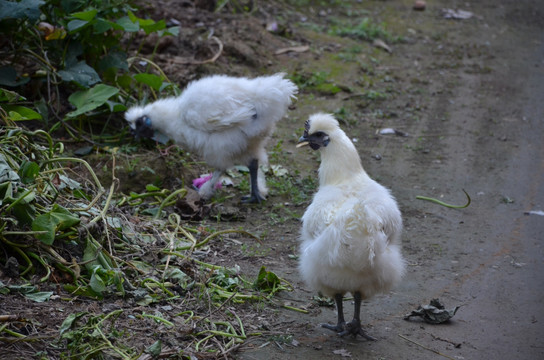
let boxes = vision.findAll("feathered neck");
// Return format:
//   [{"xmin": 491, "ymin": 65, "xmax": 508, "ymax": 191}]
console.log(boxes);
[
  {"xmin": 318, "ymin": 130, "xmax": 369, "ymax": 186},
  {"xmin": 141, "ymin": 97, "xmax": 187, "ymax": 133}
]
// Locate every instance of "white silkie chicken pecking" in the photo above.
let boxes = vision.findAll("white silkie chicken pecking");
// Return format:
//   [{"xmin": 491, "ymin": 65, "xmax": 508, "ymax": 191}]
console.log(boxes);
[
  {"xmin": 125, "ymin": 73, "xmax": 297, "ymax": 203},
  {"xmin": 296, "ymin": 113, "xmax": 405, "ymax": 340}
]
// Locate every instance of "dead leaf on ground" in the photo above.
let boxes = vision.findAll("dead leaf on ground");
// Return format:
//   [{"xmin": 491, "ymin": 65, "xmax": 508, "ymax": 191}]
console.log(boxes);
[
  {"xmin": 404, "ymin": 298, "xmax": 461, "ymax": 324},
  {"xmin": 373, "ymin": 39, "xmax": 392, "ymax": 53}
]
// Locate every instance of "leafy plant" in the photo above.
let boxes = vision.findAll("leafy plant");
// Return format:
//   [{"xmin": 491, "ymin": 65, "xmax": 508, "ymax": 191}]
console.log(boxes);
[{"xmin": 0, "ymin": 0, "xmax": 180, "ymax": 136}]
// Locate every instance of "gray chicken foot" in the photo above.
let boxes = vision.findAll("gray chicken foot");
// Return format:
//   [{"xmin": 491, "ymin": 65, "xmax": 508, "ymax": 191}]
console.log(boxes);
[
  {"xmin": 241, "ymin": 158, "xmax": 265, "ymax": 203},
  {"xmin": 322, "ymin": 292, "xmax": 377, "ymax": 340}
]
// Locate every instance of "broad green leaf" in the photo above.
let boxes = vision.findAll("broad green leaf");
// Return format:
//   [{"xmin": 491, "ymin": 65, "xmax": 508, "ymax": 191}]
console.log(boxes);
[
  {"xmin": 89, "ymin": 270, "xmax": 106, "ymax": 294},
  {"xmin": 0, "ymin": 67, "xmax": 29, "ymax": 87},
  {"xmin": 160, "ymin": 26, "xmax": 180, "ymax": 38},
  {"xmin": 59, "ymin": 312, "xmax": 86, "ymax": 335},
  {"xmin": 128, "ymin": 10, "xmax": 154, "ymax": 27},
  {"xmin": 116, "ymin": 16, "xmax": 139, "ymax": 32},
  {"xmin": 19, "ymin": 161, "xmax": 40, "ymax": 184},
  {"xmin": 133, "ymin": 73, "xmax": 163, "ymax": 91},
  {"xmin": 105, "ymin": 100, "xmax": 126, "ymax": 113},
  {"xmin": 98, "ymin": 51, "xmax": 128, "ymax": 72},
  {"xmin": 0, "ymin": 0, "xmax": 44, "ymax": 21},
  {"xmin": 24, "ymin": 291, "xmax": 53, "ymax": 302},
  {"xmin": 11, "ymin": 202, "xmax": 36, "ymax": 226},
  {"xmin": 141, "ymin": 19, "xmax": 166, "ymax": 35},
  {"xmin": 146, "ymin": 340, "xmax": 162, "ymax": 356},
  {"xmin": 67, "ymin": 19, "xmax": 89, "ymax": 32},
  {"xmin": 58, "ymin": 61, "xmax": 100, "ymax": 87},
  {"xmin": 32, "ymin": 204, "xmax": 80, "ymax": 245},
  {"xmin": 4, "ymin": 105, "xmax": 42, "ymax": 121},
  {"xmin": 66, "ymin": 84, "xmax": 119, "ymax": 117},
  {"xmin": 71, "ymin": 8, "xmax": 97, "ymax": 21},
  {"xmin": 116, "ymin": 74, "xmax": 133, "ymax": 90}
]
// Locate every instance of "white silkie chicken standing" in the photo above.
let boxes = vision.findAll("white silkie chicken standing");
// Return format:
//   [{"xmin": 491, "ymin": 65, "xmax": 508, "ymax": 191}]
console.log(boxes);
[
  {"xmin": 296, "ymin": 113, "xmax": 405, "ymax": 340},
  {"xmin": 125, "ymin": 73, "xmax": 297, "ymax": 203}
]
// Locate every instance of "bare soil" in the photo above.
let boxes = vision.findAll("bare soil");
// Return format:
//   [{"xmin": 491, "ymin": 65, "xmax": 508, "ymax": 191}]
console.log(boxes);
[{"xmin": 2, "ymin": 0, "xmax": 543, "ymax": 359}]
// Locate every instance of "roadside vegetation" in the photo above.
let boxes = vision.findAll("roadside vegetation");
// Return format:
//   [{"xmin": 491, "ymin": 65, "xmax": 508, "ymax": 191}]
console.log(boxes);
[{"xmin": 0, "ymin": 0, "xmax": 400, "ymax": 358}]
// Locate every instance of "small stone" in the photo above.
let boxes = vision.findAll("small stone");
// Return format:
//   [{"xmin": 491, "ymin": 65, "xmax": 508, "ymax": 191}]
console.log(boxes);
[{"xmin": 413, "ymin": 1, "xmax": 426, "ymax": 11}]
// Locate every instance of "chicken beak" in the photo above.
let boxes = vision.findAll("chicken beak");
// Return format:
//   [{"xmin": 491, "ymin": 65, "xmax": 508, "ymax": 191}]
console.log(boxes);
[{"xmin": 296, "ymin": 136, "xmax": 309, "ymax": 148}]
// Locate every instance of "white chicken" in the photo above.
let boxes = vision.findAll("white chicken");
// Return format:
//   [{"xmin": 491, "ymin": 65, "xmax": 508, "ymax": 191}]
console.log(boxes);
[
  {"xmin": 125, "ymin": 73, "xmax": 297, "ymax": 203},
  {"xmin": 296, "ymin": 113, "xmax": 405, "ymax": 339}
]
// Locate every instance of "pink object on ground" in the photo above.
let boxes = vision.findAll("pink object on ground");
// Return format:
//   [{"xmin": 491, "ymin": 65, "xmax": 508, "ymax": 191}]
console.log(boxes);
[{"xmin": 192, "ymin": 174, "xmax": 222, "ymax": 189}]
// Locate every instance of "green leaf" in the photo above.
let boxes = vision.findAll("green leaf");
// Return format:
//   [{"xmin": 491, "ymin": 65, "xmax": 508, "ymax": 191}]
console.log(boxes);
[
  {"xmin": 2, "ymin": 105, "xmax": 42, "ymax": 121},
  {"xmin": 11, "ymin": 202, "xmax": 36, "ymax": 226},
  {"xmin": 105, "ymin": 100, "xmax": 126, "ymax": 113},
  {"xmin": 66, "ymin": 84, "xmax": 119, "ymax": 117},
  {"xmin": 24, "ymin": 291, "xmax": 53, "ymax": 302},
  {"xmin": 133, "ymin": 73, "xmax": 164, "ymax": 91},
  {"xmin": 141, "ymin": 19, "xmax": 166, "ymax": 35},
  {"xmin": 98, "ymin": 51, "xmax": 128, "ymax": 72},
  {"xmin": 59, "ymin": 312, "xmax": 86, "ymax": 335},
  {"xmin": 19, "ymin": 161, "xmax": 40, "ymax": 184},
  {"xmin": 145, "ymin": 340, "xmax": 162, "ymax": 356},
  {"xmin": 67, "ymin": 19, "xmax": 89, "ymax": 32},
  {"xmin": 116, "ymin": 74, "xmax": 133, "ymax": 90},
  {"xmin": 0, "ymin": 88, "xmax": 25, "ymax": 102},
  {"xmin": 58, "ymin": 61, "xmax": 100, "ymax": 87},
  {"xmin": 145, "ymin": 184, "xmax": 161, "ymax": 191},
  {"xmin": 253, "ymin": 266, "xmax": 281, "ymax": 292},
  {"xmin": 0, "ymin": 0, "xmax": 44, "ymax": 21},
  {"xmin": 89, "ymin": 270, "xmax": 106, "ymax": 294},
  {"xmin": 71, "ymin": 8, "xmax": 97, "ymax": 21},
  {"xmin": 32, "ymin": 204, "xmax": 80, "ymax": 245},
  {"xmin": 160, "ymin": 26, "xmax": 180, "ymax": 38},
  {"xmin": 116, "ymin": 16, "xmax": 139, "ymax": 32},
  {"xmin": 0, "ymin": 66, "xmax": 29, "ymax": 87}
]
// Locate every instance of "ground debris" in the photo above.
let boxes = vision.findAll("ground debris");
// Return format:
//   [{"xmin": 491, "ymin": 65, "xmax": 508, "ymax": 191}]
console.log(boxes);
[
  {"xmin": 404, "ymin": 298, "xmax": 460, "ymax": 324},
  {"xmin": 442, "ymin": 8, "xmax": 474, "ymax": 20}
]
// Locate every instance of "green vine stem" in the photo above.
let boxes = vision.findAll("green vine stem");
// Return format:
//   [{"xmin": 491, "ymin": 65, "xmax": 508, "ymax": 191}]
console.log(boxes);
[{"xmin": 416, "ymin": 189, "xmax": 471, "ymax": 209}]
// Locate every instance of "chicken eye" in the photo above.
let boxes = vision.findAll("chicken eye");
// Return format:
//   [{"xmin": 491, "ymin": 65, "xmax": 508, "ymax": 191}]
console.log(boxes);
[{"xmin": 135, "ymin": 118, "xmax": 143, "ymax": 127}]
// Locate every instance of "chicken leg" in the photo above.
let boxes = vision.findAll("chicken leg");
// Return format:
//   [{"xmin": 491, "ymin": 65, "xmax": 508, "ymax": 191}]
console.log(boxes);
[
  {"xmin": 321, "ymin": 293, "xmax": 346, "ymax": 333},
  {"xmin": 322, "ymin": 292, "xmax": 377, "ymax": 340},
  {"xmin": 242, "ymin": 158, "xmax": 265, "ymax": 203}
]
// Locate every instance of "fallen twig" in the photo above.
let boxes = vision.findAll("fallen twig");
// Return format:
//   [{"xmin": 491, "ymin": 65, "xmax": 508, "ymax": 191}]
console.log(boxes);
[{"xmin": 399, "ymin": 334, "xmax": 456, "ymax": 360}]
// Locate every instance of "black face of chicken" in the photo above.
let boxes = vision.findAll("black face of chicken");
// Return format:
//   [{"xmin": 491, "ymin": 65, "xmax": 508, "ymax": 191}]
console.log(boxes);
[
  {"xmin": 131, "ymin": 116, "xmax": 154, "ymax": 140},
  {"xmin": 297, "ymin": 119, "xmax": 330, "ymax": 150}
]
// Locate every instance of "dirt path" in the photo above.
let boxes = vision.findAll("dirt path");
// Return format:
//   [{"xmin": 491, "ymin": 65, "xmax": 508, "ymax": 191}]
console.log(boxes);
[{"xmin": 235, "ymin": 1, "xmax": 544, "ymax": 359}]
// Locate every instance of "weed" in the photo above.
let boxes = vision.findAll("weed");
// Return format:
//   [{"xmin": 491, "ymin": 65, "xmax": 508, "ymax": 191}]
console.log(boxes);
[
  {"xmin": 268, "ymin": 172, "xmax": 317, "ymax": 205},
  {"xmin": 329, "ymin": 17, "xmax": 401, "ymax": 43},
  {"xmin": 290, "ymin": 70, "xmax": 341, "ymax": 95}
]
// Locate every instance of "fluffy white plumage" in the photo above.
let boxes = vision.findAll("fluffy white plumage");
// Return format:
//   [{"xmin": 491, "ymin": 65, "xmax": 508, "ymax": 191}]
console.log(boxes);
[
  {"xmin": 297, "ymin": 113, "xmax": 405, "ymax": 339},
  {"xmin": 125, "ymin": 73, "xmax": 297, "ymax": 202}
]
